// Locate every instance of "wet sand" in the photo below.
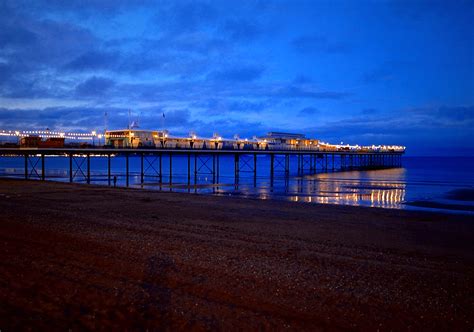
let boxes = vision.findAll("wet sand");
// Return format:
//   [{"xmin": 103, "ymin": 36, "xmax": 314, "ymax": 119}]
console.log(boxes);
[{"xmin": 1, "ymin": 179, "xmax": 473, "ymax": 331}]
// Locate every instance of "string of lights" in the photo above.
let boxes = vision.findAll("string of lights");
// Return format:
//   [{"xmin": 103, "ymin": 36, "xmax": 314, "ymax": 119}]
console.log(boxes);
[{"xmin": 0, "ymin": 129, "xmax": 405, "ymax": 152}]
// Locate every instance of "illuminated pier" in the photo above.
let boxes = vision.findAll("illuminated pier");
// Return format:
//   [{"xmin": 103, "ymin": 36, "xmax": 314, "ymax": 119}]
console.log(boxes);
[{"xmin": 0, "ymin": 129, "xmax": 405, "ymax": 153}]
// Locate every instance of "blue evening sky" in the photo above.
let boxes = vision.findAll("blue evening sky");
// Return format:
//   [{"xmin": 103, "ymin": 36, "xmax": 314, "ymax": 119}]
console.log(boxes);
[{"xmin": 0, "ymin": 0, "xmax": 472, "ymax": 155}]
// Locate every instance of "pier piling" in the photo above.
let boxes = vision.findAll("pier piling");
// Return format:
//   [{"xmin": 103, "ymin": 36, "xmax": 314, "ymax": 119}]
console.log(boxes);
[{"xmin": 2, "ymin": 148, "xmax": 404, "ymax": 188}]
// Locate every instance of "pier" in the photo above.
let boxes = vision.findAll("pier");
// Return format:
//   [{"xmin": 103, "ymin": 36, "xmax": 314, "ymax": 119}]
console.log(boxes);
[{"xmin": 0, "ymin": 147, "xmax": 403, "ymax": 187}]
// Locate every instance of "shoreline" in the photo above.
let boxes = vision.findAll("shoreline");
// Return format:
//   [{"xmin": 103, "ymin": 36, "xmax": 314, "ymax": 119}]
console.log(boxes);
[
  {"xmin": 3, "ymin": 176, "xmax": 474, "ymax": 216},
  {"xmin": 1, "ymin": 179, "xmax": 473, "ymax": 330},
  {"xmin": 3, "ymin": 174, "xmax": 474, "ymax": 216}
]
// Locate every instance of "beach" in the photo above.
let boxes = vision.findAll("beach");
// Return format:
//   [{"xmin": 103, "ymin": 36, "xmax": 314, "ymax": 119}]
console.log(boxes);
[{"xmin": 1, "ymin": 179, "xmax": 473, "ymax": 330}]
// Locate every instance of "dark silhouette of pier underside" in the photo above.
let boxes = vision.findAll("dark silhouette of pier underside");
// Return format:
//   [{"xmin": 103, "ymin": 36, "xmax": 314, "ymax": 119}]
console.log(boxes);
[{"xmin": 0, "ymin": 148, "xmax": 403, "ymax": 187}]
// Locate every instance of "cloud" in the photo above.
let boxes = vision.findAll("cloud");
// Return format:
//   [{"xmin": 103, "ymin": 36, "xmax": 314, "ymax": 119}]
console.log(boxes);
[
  {"xmin": 273, "ymin": 85, "xmax": 349, "ymax": 100},
  {"xmin": 388, "ymin": 0, "xmax": 473, "ymax": 21},
  {"xmin": 0, "ymin": 105, "xmax": 190, "ymax": 132},
  {"xmin": 110, "ymin": 79, "xmax": 350, "ymax": 105},
  {"xmin": 0, "ymin": 104, "xmax": 267, "ymax": 139},
  {"xmin": 75, "ymin": 76, "xmax": 115, "ymax": 97},
  {"xmin": 0, "ymin": 14, "xmax": 98, "ymax": 71},
  {"xmin": 191, "ymin": 98, "xmax": 268, "ymax": 115},
  {"xmin": 409, "ymin": 105, "xmax": 474, "ymax": 124},
  {"xmin": 162, "ymin": 33, "xmax": 230, "ymax": 55},
  {"xmin": 361, "ymin": 108, "xmax": 378, "ymax": 115},
  {"xmin": 298, "ymin": 107, "xmax": 318, "ymax": 117},
  {"xmin": 0, "ymin": 25, "xmax": 37, "ymax": 47},
  {"xmin": 437, "ymin": 106, "xmax": 474, "ymax": 121},
  {"xmin": 291, "ymin": 35, "xmax": 351, "ymax": 54},
  {"xmin": 303, "ymin": 105, "xmax": 474, "ymax": 152},
  {"xmin": 228, "ymin": 100, "xmax": 267, "ymax": 112},
  {"xmin": 0, "ymin": 63, "xmax": 13, "ymax": 82},
  {"xmin": 5, "ymin": 0, "xmax": 154, "ymax": 16},
  {"xmin": 207, "ymin": 65, "xmax": 265, "ymax": 82},
  {"xmin": 159, "ymin": 108, "xmax": 193, "ymax": 129},
  {"xmin": 193, "ymin": 118, "xmax": 268, "ymax": 138},
  {"xmin": 362, "ymin": 68, "xmax": 393, "ymax": 84},
  {"xmin": 155, "ymin": 1, "xmax": 218, "ymax": 34},
  {"xmin": 0, "ymin": 106, "xmax": 117, "ymax": 131},
  {"xmin": 64, "ymin": 51, "xmax": 121, "ymax": 71},
  {"xmin": 71, "ymin": 34, "xmax": 229, "ymax": 76},
  {"xmin": 293, "ymin": 75, "xmax": 313, "ymax": 84},
  {"xmin": 221, "ymin": 19, "xmax": 262, "ymax": 41}
]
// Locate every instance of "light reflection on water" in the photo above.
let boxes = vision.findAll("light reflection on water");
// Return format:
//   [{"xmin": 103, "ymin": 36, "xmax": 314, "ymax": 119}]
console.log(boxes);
[
  {"xmin": 1, "ymin": 155, "xmax": 473, "ymax": 214},
  {"xmin": 131, "ymin": 167, "xmax": 408, "ymax": 209}
]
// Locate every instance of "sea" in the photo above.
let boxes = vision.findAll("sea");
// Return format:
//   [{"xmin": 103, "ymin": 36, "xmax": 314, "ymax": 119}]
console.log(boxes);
[{"xmin": 1, "ymin": 155, "xmax": 473, "ymax": 215}]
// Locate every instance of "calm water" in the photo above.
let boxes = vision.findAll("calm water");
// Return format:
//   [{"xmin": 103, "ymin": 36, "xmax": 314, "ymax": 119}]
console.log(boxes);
[{"xmin": 1, "ymin": 155, "xmax": 473, "ymax": 214}]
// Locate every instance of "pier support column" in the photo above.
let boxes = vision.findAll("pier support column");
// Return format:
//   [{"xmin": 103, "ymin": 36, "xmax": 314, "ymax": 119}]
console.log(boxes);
[
  {"xmin": 107, "ymin": 154, "xmax": 111, "ymax": 186},
  {"xmin": 41, "ymin": 154, "xmax": 45, "ymax": 181},
  {"xmin": 253, "ymin": 153, "xmax": 257, "ymax": 185},
  {"xmin": 140, "ymin": 153, "xmax": 144, "ymax": 184},
  {"xmin": 234, "ymin": 154, "xmax": 239, "ymax": 179},
  {"xmin": 159, "ymin": 153, "xmax": 162, "ymax": 183},
  {"xmin": 314, "ymin": 155, "xmax": 318, "ymax": 174},
  {"xmin": 24, "ymin": 153, "xmax": 28, "ymax": 179},
  {"xmin": 87, "ymin": 153, "xmax": 90, "ymax": 184},
  {"xmin": 216, "ymin": 154, "xmax": 220, "ymax": 182},
  {"xmin": 187, "ymin": 153, "xmax": 191, "ymax": 183},
  {"xmin": 297, "ymin": 154, "xmax": 301, "ymax": 175},
  {"xmin": 213, "ymin": 153, "xmax": 216, "ymax": 184},
  {"xmin": 69, "ymin": 153, "xmax": 73, "ymax": 183},
  {"xmin": 270, "ymin": 154, "xmax": 274, "ymax": 182},
  {"xmin": 169, "ymin": 153, "xmax": 173, "ymax": 188},
  {"xmin": 285, "ymin": 154, "xmax": 289, "ymax": 176},
  {"xmin": 194, "ymin": 153, "xmax": 197, "ymax": 183},
  {"xmin": 125, "ymin": 153, "xmax": 129, "ymax": 187}
]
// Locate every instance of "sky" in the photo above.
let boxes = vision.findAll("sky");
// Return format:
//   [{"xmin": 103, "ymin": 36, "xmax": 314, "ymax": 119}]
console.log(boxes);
[{"xmin": 0, "ymin": 0, "xmax": 473, "ymax": 156}]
